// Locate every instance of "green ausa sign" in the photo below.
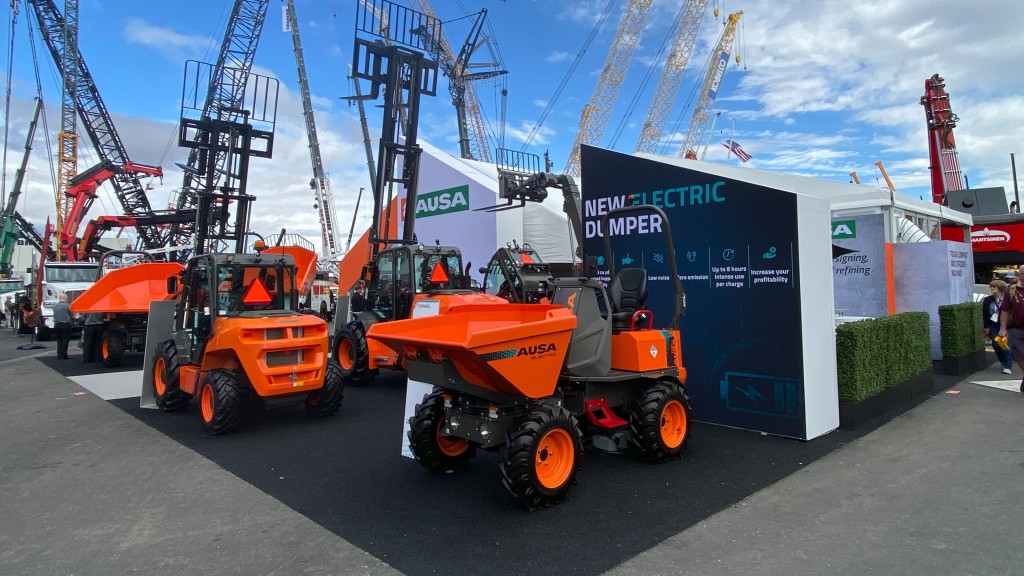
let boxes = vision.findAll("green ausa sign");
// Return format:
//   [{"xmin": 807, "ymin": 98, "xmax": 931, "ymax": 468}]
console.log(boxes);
[
  {"xmin": 415, "ymin": 185, "xmax": 470, "ymax": 218},
  {"xmin": 831, "ymin": 220, "xmax": 857, "ymax": 239}
]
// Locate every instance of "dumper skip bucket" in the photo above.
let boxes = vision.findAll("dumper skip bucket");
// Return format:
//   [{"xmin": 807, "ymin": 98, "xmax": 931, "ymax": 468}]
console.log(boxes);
[{"xmin": 368, "ymin": 303, "xmax": 577, "ymax": 398}]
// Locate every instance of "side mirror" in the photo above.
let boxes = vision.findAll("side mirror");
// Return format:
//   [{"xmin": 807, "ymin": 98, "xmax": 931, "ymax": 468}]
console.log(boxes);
[
  {"xmin": 478, "ymin": 266, "xmax": 487, "ymax": 274},
  {"xmin": 166, "ymin": 275, "xmax": 178, "ymax": 295}
]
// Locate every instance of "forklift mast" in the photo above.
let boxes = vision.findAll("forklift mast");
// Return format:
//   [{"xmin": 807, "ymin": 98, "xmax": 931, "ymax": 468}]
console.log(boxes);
[{"xmin": 350, "ymin": 0, "xmax": 440, "ymax": 262}]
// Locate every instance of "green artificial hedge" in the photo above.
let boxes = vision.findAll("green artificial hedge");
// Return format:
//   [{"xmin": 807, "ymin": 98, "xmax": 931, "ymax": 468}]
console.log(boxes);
[
  {"xmin": 938, "ymin": 301, "xmax": 984, "ymax": 357},
  {"xmin": 835, "ymin": 312, "xmax": 931, "ymax": 403}
]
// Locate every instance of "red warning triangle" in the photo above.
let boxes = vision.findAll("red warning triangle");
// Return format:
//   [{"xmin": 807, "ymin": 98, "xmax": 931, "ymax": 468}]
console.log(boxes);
[
  {"xmin": 429, "ymin": 261, "xmax": 450, "ymax": 284},
  {"xmin": 520, "ymin": 252, "xmax": 534, "ymax": 264},
  {"xmin": 242, "ymin": 277, "xmax": 273, "ymax": 306}
]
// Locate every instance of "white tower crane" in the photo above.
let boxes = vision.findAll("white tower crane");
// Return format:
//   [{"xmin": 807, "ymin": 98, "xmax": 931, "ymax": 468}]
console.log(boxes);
[
  {"xmin": 676, "ymin": 10, "xmax": 742, "ymax": 158},
  {"xmin": 285, "ymin": 0, "xmax": 340, "ymax": 265},
  {"xmin": 633, "ymin": 0, "xmax": 710, "ymax": 153},
  {"xmin": 563, "ymin": 0, "xmax": 653, "ymax": 177}
]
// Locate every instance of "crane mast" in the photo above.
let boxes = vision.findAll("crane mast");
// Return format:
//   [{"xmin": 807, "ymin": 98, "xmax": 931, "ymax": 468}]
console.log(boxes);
[
  {"xmin": 633, "ymin": 0, "xmax": 709, "ymax": 153},
  {"xmin": 564, "ymin": 0, "xmax": 653, "ymax": 177},
  {"xmin": 407, "ymin": 0, "xmax": 499, "ymax": 163},
  {"xmin": 285, "ymin": 0, "xmax": 340, "ymax": 264},
  {"xmin": 54, "ymin": 0, "xmax": 77, "ymax": 240},
  {"xmin": 1, "ymin": 98, "xmax": 44, "ymax": 276},
  {"xmin": 170, "ymin": 0, "xmax": 269, "ymax": 259},
  {"xmin": 676, "ymin": 11, "xmax": 742, "ymax": 158},
  {"xmin": 920, "ymin": 74, "xmax": 965, "ymax": 204},
  {"xmin": 27, "ymin": 0, "xmax": 166, "ymax": 251}
]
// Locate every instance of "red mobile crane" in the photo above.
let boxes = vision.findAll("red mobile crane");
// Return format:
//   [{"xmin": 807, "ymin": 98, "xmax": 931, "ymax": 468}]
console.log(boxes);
[
  {"xmin": 931, "ymin": 74, "xmax": 1024, "ymax": 273},
  {"xmin": 26, "ymin": 0, "xmax": 173, "ymax": 253}
]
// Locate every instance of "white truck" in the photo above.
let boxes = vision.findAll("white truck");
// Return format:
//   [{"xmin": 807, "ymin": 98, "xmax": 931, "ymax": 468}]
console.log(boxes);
[{"xmin": 33, "ymin": 261, "xmax": 100, "ymax": 340}]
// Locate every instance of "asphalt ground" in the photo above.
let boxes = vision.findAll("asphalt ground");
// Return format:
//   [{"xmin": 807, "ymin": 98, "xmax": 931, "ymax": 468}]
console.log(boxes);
[{"xmin": 1, "ymin": 325, "xmax": 1022, "ymax": 575}]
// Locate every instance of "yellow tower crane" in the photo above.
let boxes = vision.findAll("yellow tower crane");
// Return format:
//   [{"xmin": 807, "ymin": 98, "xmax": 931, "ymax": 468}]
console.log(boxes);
[
  {"xmin": 563, "ymin": 0, "xmax": 653, "ymax": 177},
  {"xmin": 634, "ymin": 0, "xmax": 710, "ymax": 154},
  {"xmin": 676, "ymin": 10, "xmax": 742, "ymax": 158}
]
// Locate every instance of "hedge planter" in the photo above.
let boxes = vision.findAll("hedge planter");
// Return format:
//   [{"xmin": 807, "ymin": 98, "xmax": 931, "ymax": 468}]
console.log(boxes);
[
  {"xmin": 940, "ymin": 348, "xmax": 988, "ymax": 377},
  {"xmin": 838, "ymin": 370, "xmax": 934, "ymax": 429}
]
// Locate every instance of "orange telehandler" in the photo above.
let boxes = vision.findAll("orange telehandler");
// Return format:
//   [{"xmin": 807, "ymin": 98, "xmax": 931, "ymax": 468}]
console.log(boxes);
[{"xmin": 370, "ymin": 204, "xmax": 691, "ymax": 509}]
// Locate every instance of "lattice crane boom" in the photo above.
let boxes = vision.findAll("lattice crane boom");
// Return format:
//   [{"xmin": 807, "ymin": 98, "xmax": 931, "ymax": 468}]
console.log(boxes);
[
  {"xmin": 169, "ymin": 0, "xmax": 269, "ymax": 259},
  {"xmin": 563, "ymin": 0, "xmax": 653, "ymax": 177},
  {"xmin": 676, "ymin": 10, "xmax": 741, "ymax": 158},
  {"xmin": 634, "ymin": 0, "xmax": 709, "ymax": 154},
  {"xmin": 54, "ymin": 0, "xmax": 76, "ymax": 239},
  {"xmin": 920, "ymin": 73, "xmax": 965, "ymax": 204},
  {"xmin": 285, "ymin": 0, "xmax": 340, "ymax": 263},
  {"xmin": 27, "ymin": 0, "xmax": 165, "ymax": 251},
  {"xmin": 407, "ymin": 0, "xmax": 500, "ymax": 162}
]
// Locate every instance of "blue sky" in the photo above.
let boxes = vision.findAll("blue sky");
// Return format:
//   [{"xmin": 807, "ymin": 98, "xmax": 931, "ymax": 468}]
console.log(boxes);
[{"xmin": 2, "ymin": 0, "xmax": 1023, "ymax": 252}]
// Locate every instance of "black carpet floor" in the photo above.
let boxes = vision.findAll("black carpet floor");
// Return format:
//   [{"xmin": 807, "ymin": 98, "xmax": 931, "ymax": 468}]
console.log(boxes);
[
  {"xmin": 36, "ymin": 347, "xmax": 145, "ymax": 376},
  {"xmin": 92, "ymin": 370, "xmax": 876, "ymax": 576}
]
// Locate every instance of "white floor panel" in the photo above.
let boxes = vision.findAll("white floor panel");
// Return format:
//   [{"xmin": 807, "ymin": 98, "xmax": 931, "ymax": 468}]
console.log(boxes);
[{"xmin": 70, "ymin": 370, "xmax": 143, "ymax": 400}]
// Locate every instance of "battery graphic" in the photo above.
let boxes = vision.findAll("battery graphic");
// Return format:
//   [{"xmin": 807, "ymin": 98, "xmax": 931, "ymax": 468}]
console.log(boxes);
[{"xmin": 719, "ymin": 372, "xmax": 801, "ymax": 419}]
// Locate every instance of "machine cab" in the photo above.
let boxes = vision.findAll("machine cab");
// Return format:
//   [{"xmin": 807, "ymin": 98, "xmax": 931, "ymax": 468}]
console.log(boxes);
[
  {"xmin": 480, "ymin": 243, "xmax": 552, "ymax": 303},
  {"xmin": 173, "ymin": 253, "xmax": 301, "ymax": 359},
  {"xmin": 365, "ymin": 244, "xmax": 468, "ymax": 322}
]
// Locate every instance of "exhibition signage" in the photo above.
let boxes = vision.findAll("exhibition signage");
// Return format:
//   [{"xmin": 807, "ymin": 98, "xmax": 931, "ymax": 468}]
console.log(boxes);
[
  {"xmin": 579, "ymin": 146, "xmax": 838, "ymax": 439},
  {"xmin": 832, "ymin": 214, "xmax": 890, "ymax": 317}
]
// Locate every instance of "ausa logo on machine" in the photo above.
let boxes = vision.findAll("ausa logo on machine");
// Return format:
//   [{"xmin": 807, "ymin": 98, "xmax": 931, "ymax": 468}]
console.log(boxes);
[
  {"xmin": 415, "ymin": 185, "xmax": 470, "ymax": 218},
  {"xmin": 831, "ymin": 220, "xmax": 857, "ymax": 239}
]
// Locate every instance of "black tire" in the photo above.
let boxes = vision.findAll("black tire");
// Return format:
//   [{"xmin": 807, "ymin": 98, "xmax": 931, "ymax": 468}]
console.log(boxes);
[
  {"xmin": 500, "ymin": 405, "xmax": 583, "ymax": 510},
  {"xmin": 333, "ymin": 320, "xmax": 374, "ymax": 386},
  {"xmin": 100, "ymin": 329, "xmax": 126, "ymax": 368},
  {"xmin": 319, "ymin": 301, "xmax": 331, "ymax": 322},
  {"xmin": 305, "ymin": 359, "xmax": 345, "ymax": 416},
  {"xmin": 198, "ymin": 369, "xmax": 242, "ymax": 435},
  {"xmin": 630, "ymin": 380, "xmax": 691, "ymax": 463},
  {"xmin": 408, "ymin": 389, "xmax": 476, "ymax": 473},
  {"xmin": 153, "ymin": 339, "xmax": 190, "ymax": 411}
]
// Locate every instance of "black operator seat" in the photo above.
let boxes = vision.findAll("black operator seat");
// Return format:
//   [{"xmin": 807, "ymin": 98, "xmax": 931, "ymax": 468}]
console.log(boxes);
[{"xmin": 609, "ymin": 268, "xmax": 648, "ymax": 332}]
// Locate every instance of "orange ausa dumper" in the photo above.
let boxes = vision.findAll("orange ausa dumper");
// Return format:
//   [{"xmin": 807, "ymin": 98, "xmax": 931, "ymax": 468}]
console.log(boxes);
[
  {"xmin": 370, "ymin": 205, "xmax": 692, "ymax": 509},
  {"xmin": 149, "ymin": 244, "xmax": 344, "ymax": 435}
]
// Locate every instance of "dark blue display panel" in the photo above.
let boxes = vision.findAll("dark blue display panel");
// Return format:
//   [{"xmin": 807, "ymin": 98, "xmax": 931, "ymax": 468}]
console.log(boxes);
[{"xmin": 580, "ymin": 146, "xmax": 806, "ymax": 438}]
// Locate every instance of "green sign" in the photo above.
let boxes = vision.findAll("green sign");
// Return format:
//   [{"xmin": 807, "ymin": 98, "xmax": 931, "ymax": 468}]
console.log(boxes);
[
  {"xmin": 416, "ymin": 185, "xmax": 469, "ymax": 218},
  {"xmin": 831, "ymin": 220, "xmax": 857, "ymax": 239}
]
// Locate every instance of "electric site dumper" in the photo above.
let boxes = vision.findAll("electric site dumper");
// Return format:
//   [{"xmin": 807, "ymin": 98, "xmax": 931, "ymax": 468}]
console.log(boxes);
[
  {"xmin": 370, "ymin": 205, "xmax": 691, "ymax": 509},
  {"xmin": 150, "ymin": 244, "xmax": 344, "ymax": 434}
]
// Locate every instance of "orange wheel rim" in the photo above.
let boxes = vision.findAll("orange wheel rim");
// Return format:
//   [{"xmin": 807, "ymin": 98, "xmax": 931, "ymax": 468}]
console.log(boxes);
[
  {"xmin": 154, "ymin": 357, "xmax": 166, "ymax": 396},
  {"xmin": 660, "ymin": 399, "xmax": 687, "ymax": 449},
  {"xmin": 535, "ymin": 427, "xmax": 575, "ymax": 489},
  {"xmin": 101, "ymin": 340, "xmax": 109, "ymax": 358},
  {"xmin": 201, "ymin": 384, "xmax": 214, "ymax": 422},
  {"xmin": 436, "ymin": 420, "xmax": 468, "ymax": 457},
  {"xmin": 338, "ymin": 339, "xmax": 354, "ymax": 370}
]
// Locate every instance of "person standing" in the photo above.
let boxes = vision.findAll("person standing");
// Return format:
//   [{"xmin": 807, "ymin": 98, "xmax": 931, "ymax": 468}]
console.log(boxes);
[
  {"xmin": 349, "ymin": 280, "xmax": 367, "ymax": 313},
  {"xmin": 4, "ymin": 295, "xmax": 14, "ymax": 333},
  {"xmin": 997, "ymin": 268, "xmax": 1024, "ymax": 393},
  {"xmin": 52, "ymin": 294, "xmax": 73, "ymax": 360},
  {"xmin": 982, "ymin": 279, "xmax": 1012, "ymax": 374},
  {"xmin": 82, "ymin": 311, "xmax": 106, "ymax": 363}
]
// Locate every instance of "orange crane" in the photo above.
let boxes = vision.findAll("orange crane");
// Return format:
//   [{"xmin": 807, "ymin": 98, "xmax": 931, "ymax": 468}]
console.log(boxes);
[
  {"xmin": 564, "ymin": 0, "xmax": 653, "ymax": 177},
  {"xmin": 676, "ymin": 11, "xmax": 742, "ymax": 158},
  {"xmin": 633, "ymin": 0, "xmax": 710, "ymax": 154}
]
